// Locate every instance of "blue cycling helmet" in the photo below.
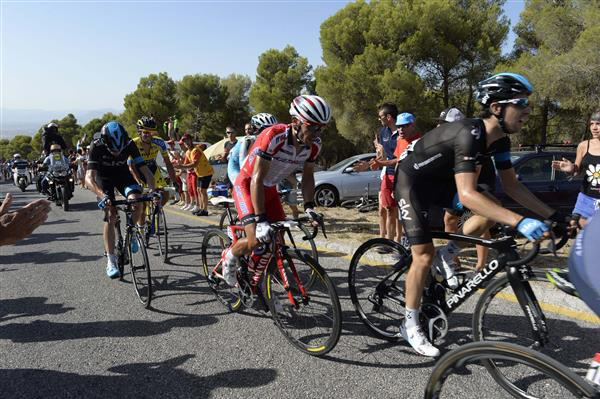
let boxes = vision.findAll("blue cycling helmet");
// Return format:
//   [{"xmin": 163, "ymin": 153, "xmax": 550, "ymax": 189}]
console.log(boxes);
[
  {"xmin": 475, "ymin": 73, "xmax": 533, "ymax": 106},
  {"xmin": 396, "ymin": 112, "xmax": 415, "ymax": 125},
  {"xmin": 101, "ymin": 121, "xmax": 129, "ymax": 152}
]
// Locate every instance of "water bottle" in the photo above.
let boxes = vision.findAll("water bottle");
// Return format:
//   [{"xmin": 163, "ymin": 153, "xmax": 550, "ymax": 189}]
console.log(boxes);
[
  {"xmin": 248, "ymin": 244, "xmax": 270, "ymax": 287},
  {"xmin": 586, "ymin": 353, "xmax": 600, "ymax": 387}
]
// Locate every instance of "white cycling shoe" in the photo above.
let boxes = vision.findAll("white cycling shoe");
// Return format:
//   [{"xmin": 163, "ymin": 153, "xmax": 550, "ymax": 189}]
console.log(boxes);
[
  {"xmin": 221, "ymin": 249, "xmax": 238, "ymax": 287},
  {"xmin": 433, "ymin": 250, "xmax": 459, "ymax": 289},
  {"xmin": 400, "ymin": 321, "xmax": 440, "ymax": 357}
]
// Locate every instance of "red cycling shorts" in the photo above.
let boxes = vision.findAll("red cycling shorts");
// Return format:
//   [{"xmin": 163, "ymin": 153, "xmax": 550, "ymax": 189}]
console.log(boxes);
[
  {"xmin": 233, "ymin": 176, "xmax": 286, "ymax": 225},
  {"xmin": 380, "ymin": 174, "xmax": 397, "ymax": 209}
]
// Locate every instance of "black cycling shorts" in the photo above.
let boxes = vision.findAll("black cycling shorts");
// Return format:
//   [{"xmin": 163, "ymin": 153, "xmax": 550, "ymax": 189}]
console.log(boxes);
[{"xmin": 98, "ymin": 172, "xmax": 142, "ymax": 201}]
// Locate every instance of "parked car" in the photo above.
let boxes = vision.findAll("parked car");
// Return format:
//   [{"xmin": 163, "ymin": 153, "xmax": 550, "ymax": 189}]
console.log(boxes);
[
  {"xmin": 311, "ymin": 153, "xmax": 381, "ymax": 207},
  {"xmin": 495, "ymin": 146, "xmax": 581, "ymax": 217}
]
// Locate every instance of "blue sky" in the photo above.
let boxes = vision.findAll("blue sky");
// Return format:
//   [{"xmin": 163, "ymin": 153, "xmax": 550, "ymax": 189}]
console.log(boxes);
[{"xmin": 1, "ymin": 0, "xmax": 525, "ymax": 111}]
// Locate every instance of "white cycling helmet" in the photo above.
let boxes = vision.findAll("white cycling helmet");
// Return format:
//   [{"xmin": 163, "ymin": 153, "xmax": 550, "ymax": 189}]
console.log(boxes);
[
  {"xmin": 289, "ymin": 95, "xmax": 331, "ymax": 126},
  {"xmin": 13, "ymin": 153, "xmax": 21, "ymax": 159},
  {"xmin": 250, "ymin": 113, "xmax": 278, "ymax": 129}
]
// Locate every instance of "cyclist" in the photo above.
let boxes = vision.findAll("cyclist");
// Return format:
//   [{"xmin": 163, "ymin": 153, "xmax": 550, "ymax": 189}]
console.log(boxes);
[
  {"xmin": 227, "ymin": 113, "xmax": 278, "ymax": 184},
  {"xmin": 221, "ymin": 95, "xmax": 331, "ymax": 286},
  {"xmin": 394, "ymin": 73, "xmax": 565, "ymax": 357},
  {"xmin": 128, "ymin": 116, "xmax": 178, "ymax": 228},
  {"xmin": 41, "ymin": 123, "xmax": 68, "ymax": 156},
  {"xmin": 85, "ymin": 121, "xmax": 156, "ymax": 279}
]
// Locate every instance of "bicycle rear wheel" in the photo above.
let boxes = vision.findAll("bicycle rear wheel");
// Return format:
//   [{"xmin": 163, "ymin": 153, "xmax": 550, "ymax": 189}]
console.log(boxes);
[
  {"xmin": 128, "ymin": 228, "xmax": 152, "ymax": 308},
  {"xmin": 473, "ymin": 270, "xmax": 600, "ymax": 396},
  {"xmin": 424, "ymin": 341, "xmax": 599, "ymax": 399},
  {"xmin": 155, "ymin": 207, "xmax": 168, "ymax": 262},
  {"xmin": 219, "ymin": 208, "xmax": 239, "ymax": 231},
  {"xmin": 263, "ymin": 253, "xmax": 341, "ymax": 356},
  {"xmin": 348, "ymin": 238, "xmax": 410, "ymax": 340},
  {"xmin": 201, "ymin": 229, "xmax": 241, "ymax": 312}
]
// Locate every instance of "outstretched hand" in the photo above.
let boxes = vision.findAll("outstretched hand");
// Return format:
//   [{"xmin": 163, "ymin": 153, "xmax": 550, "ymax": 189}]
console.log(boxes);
[
  {"xmin": 551, "ymin": 158, "xmax": 575, "ymax": 174},
  {"xmin": 0, "ymin": 198, "xmax": 51, "ymax": 246}
]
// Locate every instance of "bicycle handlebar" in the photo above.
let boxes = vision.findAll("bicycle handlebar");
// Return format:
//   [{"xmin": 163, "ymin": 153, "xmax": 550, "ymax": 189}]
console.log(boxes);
[{"xmin": 110, "ymin": 195, "xmax": 156, "ymax": 207}]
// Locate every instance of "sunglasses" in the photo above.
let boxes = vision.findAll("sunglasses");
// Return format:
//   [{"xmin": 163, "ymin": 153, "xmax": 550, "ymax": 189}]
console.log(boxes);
[
  {"xmin": 139, "ymin": 129, "xmax": 155, "ymax": 135},
  {"xmin": 497, "ymin": 98, "xmax": 529, "ymax": 108},
  {"xmin": 226, "ymin": 131, "xmax": 235, "ymax": 135}
]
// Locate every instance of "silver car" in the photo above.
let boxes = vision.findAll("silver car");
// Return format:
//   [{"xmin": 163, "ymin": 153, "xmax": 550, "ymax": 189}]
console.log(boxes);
[{"xmin": 312, "ymin": 153, "xmax": 381, "ymax": 207}]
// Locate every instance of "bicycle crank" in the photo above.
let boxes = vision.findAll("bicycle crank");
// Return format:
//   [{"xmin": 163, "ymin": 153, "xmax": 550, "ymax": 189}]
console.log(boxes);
[{"xmin": 421, "ymin": 302, "xmax": 449, "ymax": 343}]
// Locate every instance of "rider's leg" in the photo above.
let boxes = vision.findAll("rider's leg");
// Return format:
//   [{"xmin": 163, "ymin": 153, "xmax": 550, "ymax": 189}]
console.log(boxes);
[
  {"xmin": 104, "ymin": 207, "xmax": 117, "ymax": 256},
  {"xmin": 405, "ymin": 242, "xmax": 435, "ymax": 310}
]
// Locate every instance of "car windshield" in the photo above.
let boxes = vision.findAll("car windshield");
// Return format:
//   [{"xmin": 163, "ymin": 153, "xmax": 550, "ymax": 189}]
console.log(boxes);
[{"xmin": 328, "ymin": 158, "xmax": 353, "ymax": 171}]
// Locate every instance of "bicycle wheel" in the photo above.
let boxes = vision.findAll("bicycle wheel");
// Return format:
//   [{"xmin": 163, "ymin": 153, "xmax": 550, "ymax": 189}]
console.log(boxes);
[
  {"xmin": 155, "ymin": 207, "xmax": 168, "ymax": 262},
  {"xmin": 201, "ymin": 229, "xmax": 242, "ymax": 312},
  {"xmin": 340, "ymin": 199, "xmax": 361, "ymax": 209},
  {"xmin": 424, "ymin": 341, "xmax": 599, "ymax": 399},
  {"xmin": 128, "ymin": 228, "xmax": 152, "ymax": 308},
  {"xmin": 348, "ymin": 238, "xmax": 410, "ymax": 340},
  {"xmin": 219, "ymin": 208, "xmax": 239, "ymax": 231},
  {"xmin": 358, "ymin": 201, "xmax": 378, "ymax": 213},
  {"xmin": 473, "ymin": 270, "xmax": 599, "ymax": 396},
  {"xmin": 288, "ymin": 222, "xmax": 319, "ymax": 263},
  {"xmin": 263, "ymin": 253, "xmax": 341, "ymax": 356}
]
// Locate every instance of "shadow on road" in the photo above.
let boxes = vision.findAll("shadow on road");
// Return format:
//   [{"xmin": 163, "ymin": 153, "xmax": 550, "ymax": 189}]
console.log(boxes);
[
  {"xmin": 0, "ymin": 297, "xmax": 74, "ymax": 324},
  {"xmin": 0, "ymin": 250, "xmax": 102, "ymax": 264},
  {"xmin": 14, "ymin": 231, "xmax": 100, "ymax": 247},
  {"xmin": 1, "ymin": 355, "xmax": 277, "ymax": 398}
]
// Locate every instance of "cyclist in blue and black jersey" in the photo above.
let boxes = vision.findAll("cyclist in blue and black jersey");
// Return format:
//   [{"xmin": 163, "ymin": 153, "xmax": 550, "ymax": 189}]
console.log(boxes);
[
  {"xmin": 394, "ymin": 73, "xmax": 567, "ymax": 357},
  {"xmin": 85, "ymin": 121, "xmax": 156, "ymax": 279}
]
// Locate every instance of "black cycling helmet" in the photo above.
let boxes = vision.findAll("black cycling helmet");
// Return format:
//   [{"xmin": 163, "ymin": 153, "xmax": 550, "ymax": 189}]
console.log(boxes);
[
  {"xmin": 44, "ymin": 122, "xmax": 59, "ymax": 134},
  {"xmin": 475, "ymin": 73, "xmax": 533, "ymax": 106},
  {"xmin": 101, "ymin": 121, "xmax": 129, "ymax": 153},
  {"xmin": 136, "ymin": 116, "xmax": 157, "ymax": 131}
]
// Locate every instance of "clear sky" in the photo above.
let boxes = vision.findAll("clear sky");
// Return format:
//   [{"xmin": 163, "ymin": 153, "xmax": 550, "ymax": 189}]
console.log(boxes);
[{"xmin": 1, "ymin": 0, "xmax": 525, "ymax": 111}]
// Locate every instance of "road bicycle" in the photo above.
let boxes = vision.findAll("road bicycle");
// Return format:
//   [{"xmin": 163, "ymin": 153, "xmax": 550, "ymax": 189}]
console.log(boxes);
[
  {"xmin": 112, "ymin": 196, "xmax": 156, "ymax": 308},
  {"xmin": 423, "ymin": 341, "xmax": 600, "ymax": 398},
  {"xmin": 348, "ymin": 226, "xmax": 578, "ymax": 391},
  {"xmin": 201, "ymin": 220, "xmax": 341, "ymax": 356},
  {"xmin": 340, "ymin": 183, "xmax": 378, "ymax": 213},
  {"xmin": 144, "ymin": 193, "xmax": 169, "ymax": 262},
  {"xmin": 210, "ymin": 196, "xmax": 319, "ymax": 263}
]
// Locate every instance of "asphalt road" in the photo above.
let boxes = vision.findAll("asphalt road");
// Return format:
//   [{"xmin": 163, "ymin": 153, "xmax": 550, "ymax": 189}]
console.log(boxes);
[{"xmin": 1, "ymin": 180, "xmax": 598, "ymax": 399}]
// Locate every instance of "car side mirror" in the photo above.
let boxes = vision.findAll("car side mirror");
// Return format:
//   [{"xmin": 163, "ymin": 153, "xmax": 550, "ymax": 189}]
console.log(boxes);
[{"xmin": 343, "ymin": 167, "xmax": 355, "ymax": 174}]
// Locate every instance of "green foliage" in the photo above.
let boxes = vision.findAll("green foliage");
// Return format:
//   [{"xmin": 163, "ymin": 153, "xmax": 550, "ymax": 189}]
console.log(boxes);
[
  {"xmin": 1, "ymin": 135, "xmax": 34, "ymax": 160},
  {"xmin": 222, "ymin": 73, "xmax": 252, "ymax": 130},
  {"xmin": 122, "ymin": 72, "xmax": 178, "ymax": 136},
  {"xmin": 79, "ymin": 112, "xmax": 120, "ymax": 145},
  {"xmin": 316, "ymin": 0, "xmax": 508, "ymax": 145},
  {"xmin": 249, "ymin": 45, "xmax": 313, "ymax": 123}
]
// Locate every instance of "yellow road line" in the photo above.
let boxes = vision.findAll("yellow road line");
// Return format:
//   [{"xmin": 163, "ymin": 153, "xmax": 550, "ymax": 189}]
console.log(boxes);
[{"xmin": 164, "ymin": 205, "xmax": 599, "ymax": 325}]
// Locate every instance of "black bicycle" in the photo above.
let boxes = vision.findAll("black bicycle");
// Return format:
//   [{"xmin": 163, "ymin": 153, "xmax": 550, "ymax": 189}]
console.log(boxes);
[
  {"xmin": 113, "ymin": 196, "xmax": 155, "ymax": 308},
  {"xmin": 348, "ymin": 226, "xmax": 578, "ymax": 391},
  {"xmin": 340, "ymin": 183, "xmax": 378, "ymax": 213},
  {"xmin": 144, "ymin": 195, "xmax": 168, "ymax": 262},
  {"xmin": 424, "ymin": 341, "xmax": 600, "ymax": 398},
  {"xmin": 210, "ymin": 196, "xmax": 319, "ymax": 263}
]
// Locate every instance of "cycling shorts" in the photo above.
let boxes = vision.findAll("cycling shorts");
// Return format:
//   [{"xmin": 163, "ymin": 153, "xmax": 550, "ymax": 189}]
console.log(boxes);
[
  {"xmin": 137, "ymin": 163, "xmax": 166, "ymax": 189},
  {"xmin": 98, "ymin": 173, "xmax": 141, "ymax": 202},
  {"xmin": 573, "ymin": 192, "xmax": 600, "ymax": 219},
  {"xmin": 233, "ymin": 176, "xmax": 286, "ymax": 225}
]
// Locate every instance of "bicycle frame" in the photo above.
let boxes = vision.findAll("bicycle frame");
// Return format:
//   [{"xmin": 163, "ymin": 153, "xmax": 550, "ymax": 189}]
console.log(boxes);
[{"xmin": 378, "ymin": 231, "xmax": 550, "ymax": 345}]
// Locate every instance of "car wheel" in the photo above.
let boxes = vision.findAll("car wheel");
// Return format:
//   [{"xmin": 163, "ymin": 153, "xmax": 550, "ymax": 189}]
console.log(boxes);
[{"xmin": 314, "ymin": 185, "xmax": 339, "ymax": 207}]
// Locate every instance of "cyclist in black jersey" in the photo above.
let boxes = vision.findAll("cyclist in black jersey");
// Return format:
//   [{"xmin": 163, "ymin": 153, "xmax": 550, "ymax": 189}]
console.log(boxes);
[
  {"xmin": 85, "ymin": 121, "xmax": 156, "ymax": 279},
  {"xmin": 394, "ymin": 73, "xmax": 564, "ymax": 357}
]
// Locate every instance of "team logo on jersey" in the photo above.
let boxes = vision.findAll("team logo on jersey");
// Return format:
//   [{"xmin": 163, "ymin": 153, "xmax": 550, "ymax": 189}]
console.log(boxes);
[{"xmin": 398, "ymin": 198, "xmax": 412, "ymax": 221}]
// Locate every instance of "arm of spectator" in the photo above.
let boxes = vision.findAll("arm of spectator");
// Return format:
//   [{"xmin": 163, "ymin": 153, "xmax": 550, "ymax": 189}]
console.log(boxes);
[
  {"xmin": 352, "ymin": 161, "xmax": 370, "ymax": 172},
  {"xmin": 0, "ymin": 193, "xmax": 13, "ymax": 216},
  {"xmin": 0, "ymin": 198, "xmax": 51, "ymax": 246}
]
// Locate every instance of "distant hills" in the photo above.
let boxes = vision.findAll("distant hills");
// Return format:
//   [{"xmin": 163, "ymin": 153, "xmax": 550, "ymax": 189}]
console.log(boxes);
[{"xmin": 0, "ymin": 108, "xmax": 122, "ymax": 138}]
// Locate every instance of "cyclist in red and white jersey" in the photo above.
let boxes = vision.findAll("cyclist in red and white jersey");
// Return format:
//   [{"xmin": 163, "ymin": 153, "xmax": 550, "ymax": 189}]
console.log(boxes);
[{"xmin": 221, "ymin": 95, "xmax": 332, "ymax": 285}]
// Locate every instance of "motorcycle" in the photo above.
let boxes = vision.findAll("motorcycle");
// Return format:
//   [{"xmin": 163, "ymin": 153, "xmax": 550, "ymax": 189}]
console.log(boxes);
[
  {"xmin": 47, "ymin": 169, "xmax": 74, "ymax": 211},
  {"xmin": 14, "ymin": 169, "xmax": 30, "ymax": 192}
]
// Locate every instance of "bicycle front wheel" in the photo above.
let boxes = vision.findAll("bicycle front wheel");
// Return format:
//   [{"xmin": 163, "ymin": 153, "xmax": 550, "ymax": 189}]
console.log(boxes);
[
  {"xmin": 424, "ymin": 341, "xmax": 599, "ymax": 399},
  {"xmin": 201, "ymin": 229, "xmax": 241, "ymax": 312},
  {"xmin": 473, "ymin": 270, "xmax": 600, "ymax": 397},
  {"xmin": 263, "ymin": 253, "xmax": 341, "ymax": 356},
  {"xmin": 156, "ymin": 208, "xmax": 168, "ymax": 262},
  {"xmin": 128, "ymin": 228, "xmax": 152, "ymax": 308},
  {"xmin": 348, "ymin": 238, "xmax": 410, "ymax": 340}
]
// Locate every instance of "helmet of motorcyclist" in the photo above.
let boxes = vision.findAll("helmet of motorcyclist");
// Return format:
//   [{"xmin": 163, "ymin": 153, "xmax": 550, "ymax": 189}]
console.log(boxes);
[
  {"xmin": 289, "ymin": 95, "xmax": 331, "ymax": 126},
  {"xmin": 250, "ymin": 113, "xmax": 278, "ymax": 130},
  {"xmin": 100, "ymin": 121, "xmax": 130, "ymax": 153},
  {"xmin": 475, "ymin": 73, "xmax": 533, "ymax": 106},
  {"xmin": 50, "ymin": 144, "xmax": 62, "ymax": 153},
  {"xmin": 45, "ymin": 122, "xmax": 59, "ymax": 134},
  {"xmin": 136, "ymin": 116, "xmax": 158, "ymax": 132},
  {"xmin": 13, "ymin": 154, "xmax": 21, "ymax": 159}
]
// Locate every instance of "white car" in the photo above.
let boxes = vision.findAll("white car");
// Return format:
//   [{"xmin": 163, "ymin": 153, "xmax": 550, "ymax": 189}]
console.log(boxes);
[{"xmin": 312, "ymin": 153, "xmax": 381, "ymax": 207}]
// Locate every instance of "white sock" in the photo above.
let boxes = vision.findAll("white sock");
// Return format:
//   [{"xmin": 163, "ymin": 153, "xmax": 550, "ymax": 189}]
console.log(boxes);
[
  {"xmin": 405, "ymin": 307, "xmax": 420, "ymax": 329},
  {"xmin": 107, "ymin": 253, "xmax": 117, "ymax": 264}
]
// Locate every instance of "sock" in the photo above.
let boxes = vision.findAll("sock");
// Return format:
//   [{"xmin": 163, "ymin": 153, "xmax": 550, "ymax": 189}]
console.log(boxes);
[
  {"xmin": 405, "ymin": 307, "xmax": 420, "ymax": 329},
  {"xmin": 107, "ymin": 253, "xmax": 117, "ymax": 264}
]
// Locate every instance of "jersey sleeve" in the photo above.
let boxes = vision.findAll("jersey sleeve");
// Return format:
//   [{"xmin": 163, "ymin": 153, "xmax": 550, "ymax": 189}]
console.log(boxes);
[
  {"xmin": 86, "ymin": 142, "xmax": 101, "ymax": 170},
  {"xmin": 254, "ymin": 125, "xmax": 287, "ymax": 161},
  {"xmin": 126, "ymin": 141, "xmax": 145, "ymax": 166},
  {"xmin": 153, "ymin": 138, "xmax": 169, "ymax": 159},
  {"xmin": 453, "ymin": 123, "xmax": 484, "ymax": 174},
  {"xmin": 489, "ymin": 136, "xmax": 513, "ymax": 170},
  {"xmin": 306, "ymin": 138, "xmax": 322, "ymax": 163}
]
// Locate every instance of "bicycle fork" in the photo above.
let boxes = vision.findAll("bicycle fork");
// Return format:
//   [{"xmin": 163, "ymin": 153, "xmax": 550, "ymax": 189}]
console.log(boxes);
[
  {"xmin": 506, "ymin": 266, "xmax": 549, "ymax": 347},
  {"xmin": 275, "ymin": 250, "xmax": 307, "ymax": 309}
]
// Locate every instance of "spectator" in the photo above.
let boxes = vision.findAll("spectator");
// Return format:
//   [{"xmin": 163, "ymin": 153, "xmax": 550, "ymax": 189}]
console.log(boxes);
[
  {"xmin": 244, "ymin": 123, "xmax": 254, "ymax": 136},
  {"xmin": 175, "ymin": 134, "xmax": 204, "ymax": 214},
  {"xmin": 76, "ymin": 147, "xmax": 88, "ymax": 188},
  {"xmin": 166, "ymin": 140, "xmax": 183, "ymax": 205},
  {"xmin": 552, "ymin": 109, "xmax": 600, "ymax": 228},
  {"xmin": 0, "ymin": 193, "xmax": 50, "ymax": 246},
  {"xmin": 177, "ymin": 138, "xmax": 192, "ymax": 210},
  {"xmin": 218, "ymin": 127, "xmax": 238, "ymax": 163},
  {"xmin": 190, "ymin": 143, "xmax": 213, "ymax": 216}
]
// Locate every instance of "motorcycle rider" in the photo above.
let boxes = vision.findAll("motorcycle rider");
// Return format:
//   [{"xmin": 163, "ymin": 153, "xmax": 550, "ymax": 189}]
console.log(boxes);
[
  {"xmin": 40, "ymin": 144, "xmax": 71, "ymax": 200},
  {"xmin": 41, "ymin": 123, "xmax": 68, "ymax": 156},
  {"xmin": 12, "ymin": 154, "xmax": 31, "ymax": 187}
]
